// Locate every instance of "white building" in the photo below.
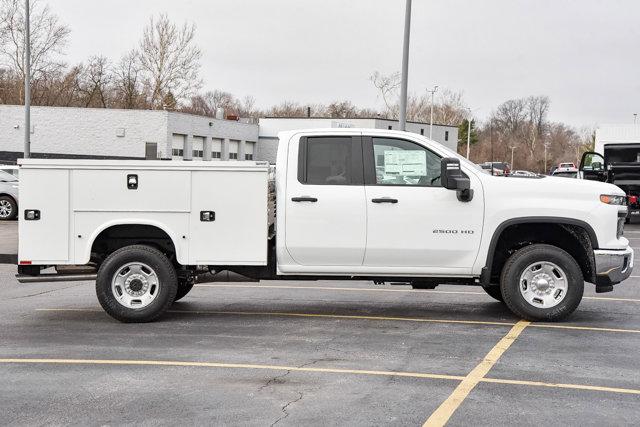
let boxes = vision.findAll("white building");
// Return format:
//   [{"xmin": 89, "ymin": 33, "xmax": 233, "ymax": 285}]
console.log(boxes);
[
  {"xmin": 0, "ymin": 105, "xmax": 259, "ymax": 164},
  {"xmin": 257, "ymin": 117, "xmax": 459, "ymax": 163},
  {"xmin": 595, "ymin": 124, "xmax": 640, "ymax": 155}
]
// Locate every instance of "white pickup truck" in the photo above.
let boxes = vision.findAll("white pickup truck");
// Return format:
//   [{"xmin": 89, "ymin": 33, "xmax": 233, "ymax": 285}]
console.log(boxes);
[{"xmin": 17, "ymin": 129, "xmax": 633, "ymax": 322}]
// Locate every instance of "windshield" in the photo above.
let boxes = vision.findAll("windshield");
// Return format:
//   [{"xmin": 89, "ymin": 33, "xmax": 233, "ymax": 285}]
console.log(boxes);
[{"xmin": 0, "ymin": 170, "xmax": 17, "ymax": 182}]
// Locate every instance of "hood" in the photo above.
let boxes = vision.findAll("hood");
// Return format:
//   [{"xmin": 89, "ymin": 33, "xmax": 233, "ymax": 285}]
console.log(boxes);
[{"xmin": 480, "ymin": 173, "xmax": 625, "ymax": 199}]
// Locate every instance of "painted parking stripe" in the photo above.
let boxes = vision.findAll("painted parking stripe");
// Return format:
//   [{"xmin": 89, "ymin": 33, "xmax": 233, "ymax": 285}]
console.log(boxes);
[
  {"xmin": 423, "ymin": 321, "xmax": 530, "ymax": 426},
  {"xmin": 1, "ymin": 357, "xmax": 639, "ymax": 398},
  {"xmin": 196, "ymin": 284, "xmax": 640, "ymax": 303},
  {"xmin": 35, "ymin": 308, "xmax": 515, "ymax": 327},
  {"xmin": 36, "ymin": 308, "xmax": 640, "ymax": 334}
]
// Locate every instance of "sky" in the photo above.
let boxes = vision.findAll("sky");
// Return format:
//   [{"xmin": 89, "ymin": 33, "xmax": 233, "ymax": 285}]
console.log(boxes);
[{"xmin": 51, "ymin": 0, "xmax": 640, "ymax": 128}]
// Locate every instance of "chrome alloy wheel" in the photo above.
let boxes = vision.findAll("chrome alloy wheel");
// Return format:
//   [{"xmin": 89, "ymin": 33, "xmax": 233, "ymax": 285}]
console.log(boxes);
[
  {"xmin": 0, "ymin": 200, "xmax": 12, "ymax": 219},
  {"xmin": 519, "ymin": 261, "xmax": 568, "ymax": 308},
  {"xmin": 111, "ymin": 262, "xmax": 160, "ymax": 309}
]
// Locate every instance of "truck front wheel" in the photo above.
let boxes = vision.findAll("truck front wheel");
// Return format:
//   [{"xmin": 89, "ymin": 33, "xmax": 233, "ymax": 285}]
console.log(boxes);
[
  {"xmin": 500, "ymin": 244, "xmax": 584, "ymax": 322},
  {"xmin": 96, "ymin": 245, "xmax": 178, "ymax": 323}
]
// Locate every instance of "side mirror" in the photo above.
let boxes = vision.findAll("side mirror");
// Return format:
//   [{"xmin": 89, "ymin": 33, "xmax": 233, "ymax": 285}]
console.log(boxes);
[{"xmin": 441, "ymin": 158, "xmax": 473, "ymax": 202}]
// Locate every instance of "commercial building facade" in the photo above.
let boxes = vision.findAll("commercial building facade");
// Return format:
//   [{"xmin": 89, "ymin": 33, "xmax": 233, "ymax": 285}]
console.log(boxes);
[
  {"xmin": 256, "ymin": 117, "xmax": 459, "ymax": 163},
  {"xmin": 0, "ymin": 106, "xmax": 460, "ymax": 165},
  {"xmin": 0, "ymin": 105, "xmax": 259, "ymax": 164}
]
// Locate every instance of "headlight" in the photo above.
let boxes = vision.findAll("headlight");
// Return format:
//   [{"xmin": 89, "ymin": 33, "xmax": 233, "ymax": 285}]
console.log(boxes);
[{"xmin": 600, "ymin": 194, "xmax": 626, "ymax": 205}]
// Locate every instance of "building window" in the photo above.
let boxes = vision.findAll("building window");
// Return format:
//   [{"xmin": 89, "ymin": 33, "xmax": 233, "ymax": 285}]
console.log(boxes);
[
  {"xmin": 445, "ymin": 131, "xmax": 449, "ymax": 141},
  {"xmin": 388, "ymin": 125, "xmax": 393, "ymax": 130},
  {"xmin": 212, "ymin": 151, "xmax": 221, "ymax": 159},
  {"xmin": 245, "ymin": 154, "xmax": 254, "ymax": 160},
  {"xmin": 172, "ymin": 148, "xmax": 183, "ymax": 157},
  {"xmin": 193, "ymin": 150, "xmax": 203, "ymax": 158},
  {"xmin": 229, "ymin": 153, "xmax": 238, "ymax": 160},
  {"xmin": 420, "ymin": 128, "xmax": 424, "ymax": 135}
]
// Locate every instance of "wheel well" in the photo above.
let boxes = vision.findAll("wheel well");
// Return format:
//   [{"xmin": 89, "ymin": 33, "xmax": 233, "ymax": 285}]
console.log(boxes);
[
  {"xmin": 486, "ymin": 222, "xmax": 595, "ymax": 284},
  {"xmin": 0, "ymin": 194, "xmax": 16, "ymax": 203},
  {"xmin": 91, "ymin": 224, "xmax": 176, "ymax": 265}
]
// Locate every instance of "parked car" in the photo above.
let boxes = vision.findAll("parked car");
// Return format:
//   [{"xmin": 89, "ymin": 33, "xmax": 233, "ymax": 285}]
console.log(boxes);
[
  {"xmin": 510, "ymin": 170, "xmax": 537, "ymax": 177},
  {"xmin": 0, "ymin": 170, "xmax": 19, "ymax": 220},
  {"xmin": 0, "ymin": 165, "xmax": 19, "ymax": 178},
  {"xmin": 552, "ymin": 169, "xmax": 578, "ymax": 178},
  {"xmin": 479, "ymin": 162, "xmax": 511, "ymax": 176},
  {"xmin": 557, "ymin": 162, "xmax": 576, "ymax": 170}
]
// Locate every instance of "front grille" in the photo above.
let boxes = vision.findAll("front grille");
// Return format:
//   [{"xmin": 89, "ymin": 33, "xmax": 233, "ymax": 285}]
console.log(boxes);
[{"xmin": 617, "ymin": 217, "xmax": 625, "ymax": 239}]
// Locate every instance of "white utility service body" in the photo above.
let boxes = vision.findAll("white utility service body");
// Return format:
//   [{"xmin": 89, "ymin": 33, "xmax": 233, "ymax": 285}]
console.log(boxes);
[{"xmin": 18, "ymin": 129, "xmax": 634, "ymax": 322}]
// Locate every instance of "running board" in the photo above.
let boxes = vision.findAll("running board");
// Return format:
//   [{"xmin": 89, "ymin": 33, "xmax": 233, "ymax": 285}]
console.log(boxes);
[{"xmin": 16, "ymin": 273, "xmax": 97, "ymax": 283}]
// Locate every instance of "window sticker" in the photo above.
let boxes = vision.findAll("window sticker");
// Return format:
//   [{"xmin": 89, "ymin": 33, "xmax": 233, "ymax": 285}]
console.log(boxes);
[{"xmin": 383, "ymin": 150, "xmax": 427, "ymax": 176}]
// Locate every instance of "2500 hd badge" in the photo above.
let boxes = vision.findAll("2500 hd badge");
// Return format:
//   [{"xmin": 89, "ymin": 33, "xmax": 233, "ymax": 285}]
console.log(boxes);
[{"xmin": 433, "ymin": 229, "xmax": 475, "ymax": 234}]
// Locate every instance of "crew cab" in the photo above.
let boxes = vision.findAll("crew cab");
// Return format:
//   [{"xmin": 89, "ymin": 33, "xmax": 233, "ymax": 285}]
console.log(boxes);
[{"xmin": 17, "ymin": 129, "xmax": 633, "ymax": 322}]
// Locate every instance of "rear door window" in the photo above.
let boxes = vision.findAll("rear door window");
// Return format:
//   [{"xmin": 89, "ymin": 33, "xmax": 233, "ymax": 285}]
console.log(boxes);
[{"xmin": 297, "ymin": 136, "xmax": 363, "ymax": 185}]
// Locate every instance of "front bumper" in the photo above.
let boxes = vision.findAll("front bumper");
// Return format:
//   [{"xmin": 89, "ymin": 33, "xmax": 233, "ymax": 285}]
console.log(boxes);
[{"xmin": 594, "ymin": 247, "xmax": 634, "ymax": 286}]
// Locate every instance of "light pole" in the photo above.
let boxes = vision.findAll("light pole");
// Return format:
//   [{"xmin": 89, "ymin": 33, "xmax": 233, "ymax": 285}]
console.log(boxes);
[
  {"xmin": 544, "ymin": 142, "xmax": 550, "ymax": 174},
  {"xmin": 465, "ymin": 108, "xmax": 472, "ymax": 159},
  {"xmin": 634, "ymin": 113, "xmax": 638, "ymax": 125},
  {"xmin": 398, "ymin": 0, "xmax": 412, "ymax": 131},
  {"xmin": 510, "ymin": 146, "xmax": 516, "ymax": 170},
  {"xmin": 24, "ymin": 0, "xmax": 31, "ymax": 158},
  {"xmin": 427, "ymin": 85, "xmax": 438, "ymax": 139}
]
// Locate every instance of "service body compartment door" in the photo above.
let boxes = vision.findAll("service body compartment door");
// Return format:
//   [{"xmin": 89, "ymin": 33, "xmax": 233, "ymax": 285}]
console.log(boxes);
[
  {"xmin": 189, "ymin": 170, "xmax": 268, "ymax": 265},
  {"xmin": 19, "ymin": 168, "xmax": 70, "ymax": 263}
]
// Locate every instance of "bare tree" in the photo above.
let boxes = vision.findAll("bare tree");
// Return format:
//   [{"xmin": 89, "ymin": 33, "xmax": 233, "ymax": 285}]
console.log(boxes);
[
  {"xmin": 78, "ymin": 55, "xmax": 111, "ymax": 107},
  {"xmin": 326, "ymin": 100, "xmax": 358, "ymax": 118},
  {"xmin": 370, "ymin": 71, "xmax": 400, "ymax": 118},
  {"xmin": 138, "ymin": 14, "xmax": 202, "ymax": 109},
  {"xmin": 0, "ymin": 0, "xmax": 70, "ymax": 83},
  {"xmin": 112, "ymin": 50, "xmax": 144, "ymax": 109}
]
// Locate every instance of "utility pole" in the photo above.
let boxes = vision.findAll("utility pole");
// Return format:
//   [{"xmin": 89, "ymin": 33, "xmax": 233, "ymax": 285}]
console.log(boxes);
[
  {"xmin": 544, "ymin": 142, "xmax": 550, "ymax": 174},
  {"xmin": 24, "ymin": 0, "xmax": 31, "ymax": 158},
  {"xmin": 398, "ymin": 0, "xmax": 412, "ymax": 131},
  {"xmin": 465, "ymin": 108, "xmax": 472, "ymax": 159},
  {"xmin": 510, "ymin": 146, "xmax": 516, "ymax": 169},
  {"xmin": 427, "ymin": 85, "xmax": 438, "ymax": 139}
]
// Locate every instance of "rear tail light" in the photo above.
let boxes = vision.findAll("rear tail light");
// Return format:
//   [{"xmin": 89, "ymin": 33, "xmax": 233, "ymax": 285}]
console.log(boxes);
[{"xmin": 628, "ymin": 195, "xmax": 638, "ymax": 205}]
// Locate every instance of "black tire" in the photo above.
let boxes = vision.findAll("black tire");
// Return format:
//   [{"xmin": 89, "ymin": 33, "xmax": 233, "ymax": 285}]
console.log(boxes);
[
  {"xmin": 174, "ymin": 282, "xmax": 195, "ymax": 302},
  {"xmin": 96, "ymin": 245, "xmax": 178, "ymax": 323},
  {"xmin": 0, "ymin": 195, "xmax": 17, "ymax": 221},
  {"xmin": 482, "ymin": 285, "xmax": 504, "ymax": 302},
  {"xmin": 500, "ymin": 244, "xmax": 584, "ymax": 322}
]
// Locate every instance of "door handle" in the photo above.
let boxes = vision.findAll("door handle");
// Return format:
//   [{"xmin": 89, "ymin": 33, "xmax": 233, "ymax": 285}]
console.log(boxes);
[
  {"xmin": 372, "ymin": 198, "xmax": 398, "ymax": 204},
  {"xmin": 292, "ymin": 196, "xmax": 318, "ymax": 202}
]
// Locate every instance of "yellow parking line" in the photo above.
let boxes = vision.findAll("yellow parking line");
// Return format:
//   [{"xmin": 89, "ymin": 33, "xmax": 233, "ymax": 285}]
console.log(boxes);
[
  {"xmin": 423, "ymin": 320, "xmax": 530, "ymax": 427},
  {"xmin": 481, "ymin": 377, "xmax": 640, "ymax": 396},
  {"xmin": 196, "ymin": 284, "xmax": 640, "ymax": 303},
  {"xmin": 3, "ymin": 357, "xmax": 640, "ymax": 398},
  {"xmin": 530, "ymin": 324, "xmax": 640, "ymax": 334},
  {"xmin": 35, "ymin": 308, "xmax": 515, "ymax": 327},
  {"xmin": 0, "ymin": 358, "xmax": 464, "ymax": 381},
  {"xmin": 36, "ymin": 308, "xmax": 640, "ymax": 334}
]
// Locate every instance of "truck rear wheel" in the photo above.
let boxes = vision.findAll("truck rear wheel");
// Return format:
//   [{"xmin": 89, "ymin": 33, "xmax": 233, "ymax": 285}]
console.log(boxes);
[
  {"xmin": 96, "ymin": 245, "xmax": 178, "ymax": 323},
  {"xmin": 500, "ymin": 244, "xmax": 584, "ymax": 322}
]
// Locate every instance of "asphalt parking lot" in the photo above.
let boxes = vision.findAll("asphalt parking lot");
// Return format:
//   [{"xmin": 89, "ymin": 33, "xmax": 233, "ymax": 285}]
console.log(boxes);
[{"xmin": 1, "ymin": 220, "xmax": 640, "ymax": 426}]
